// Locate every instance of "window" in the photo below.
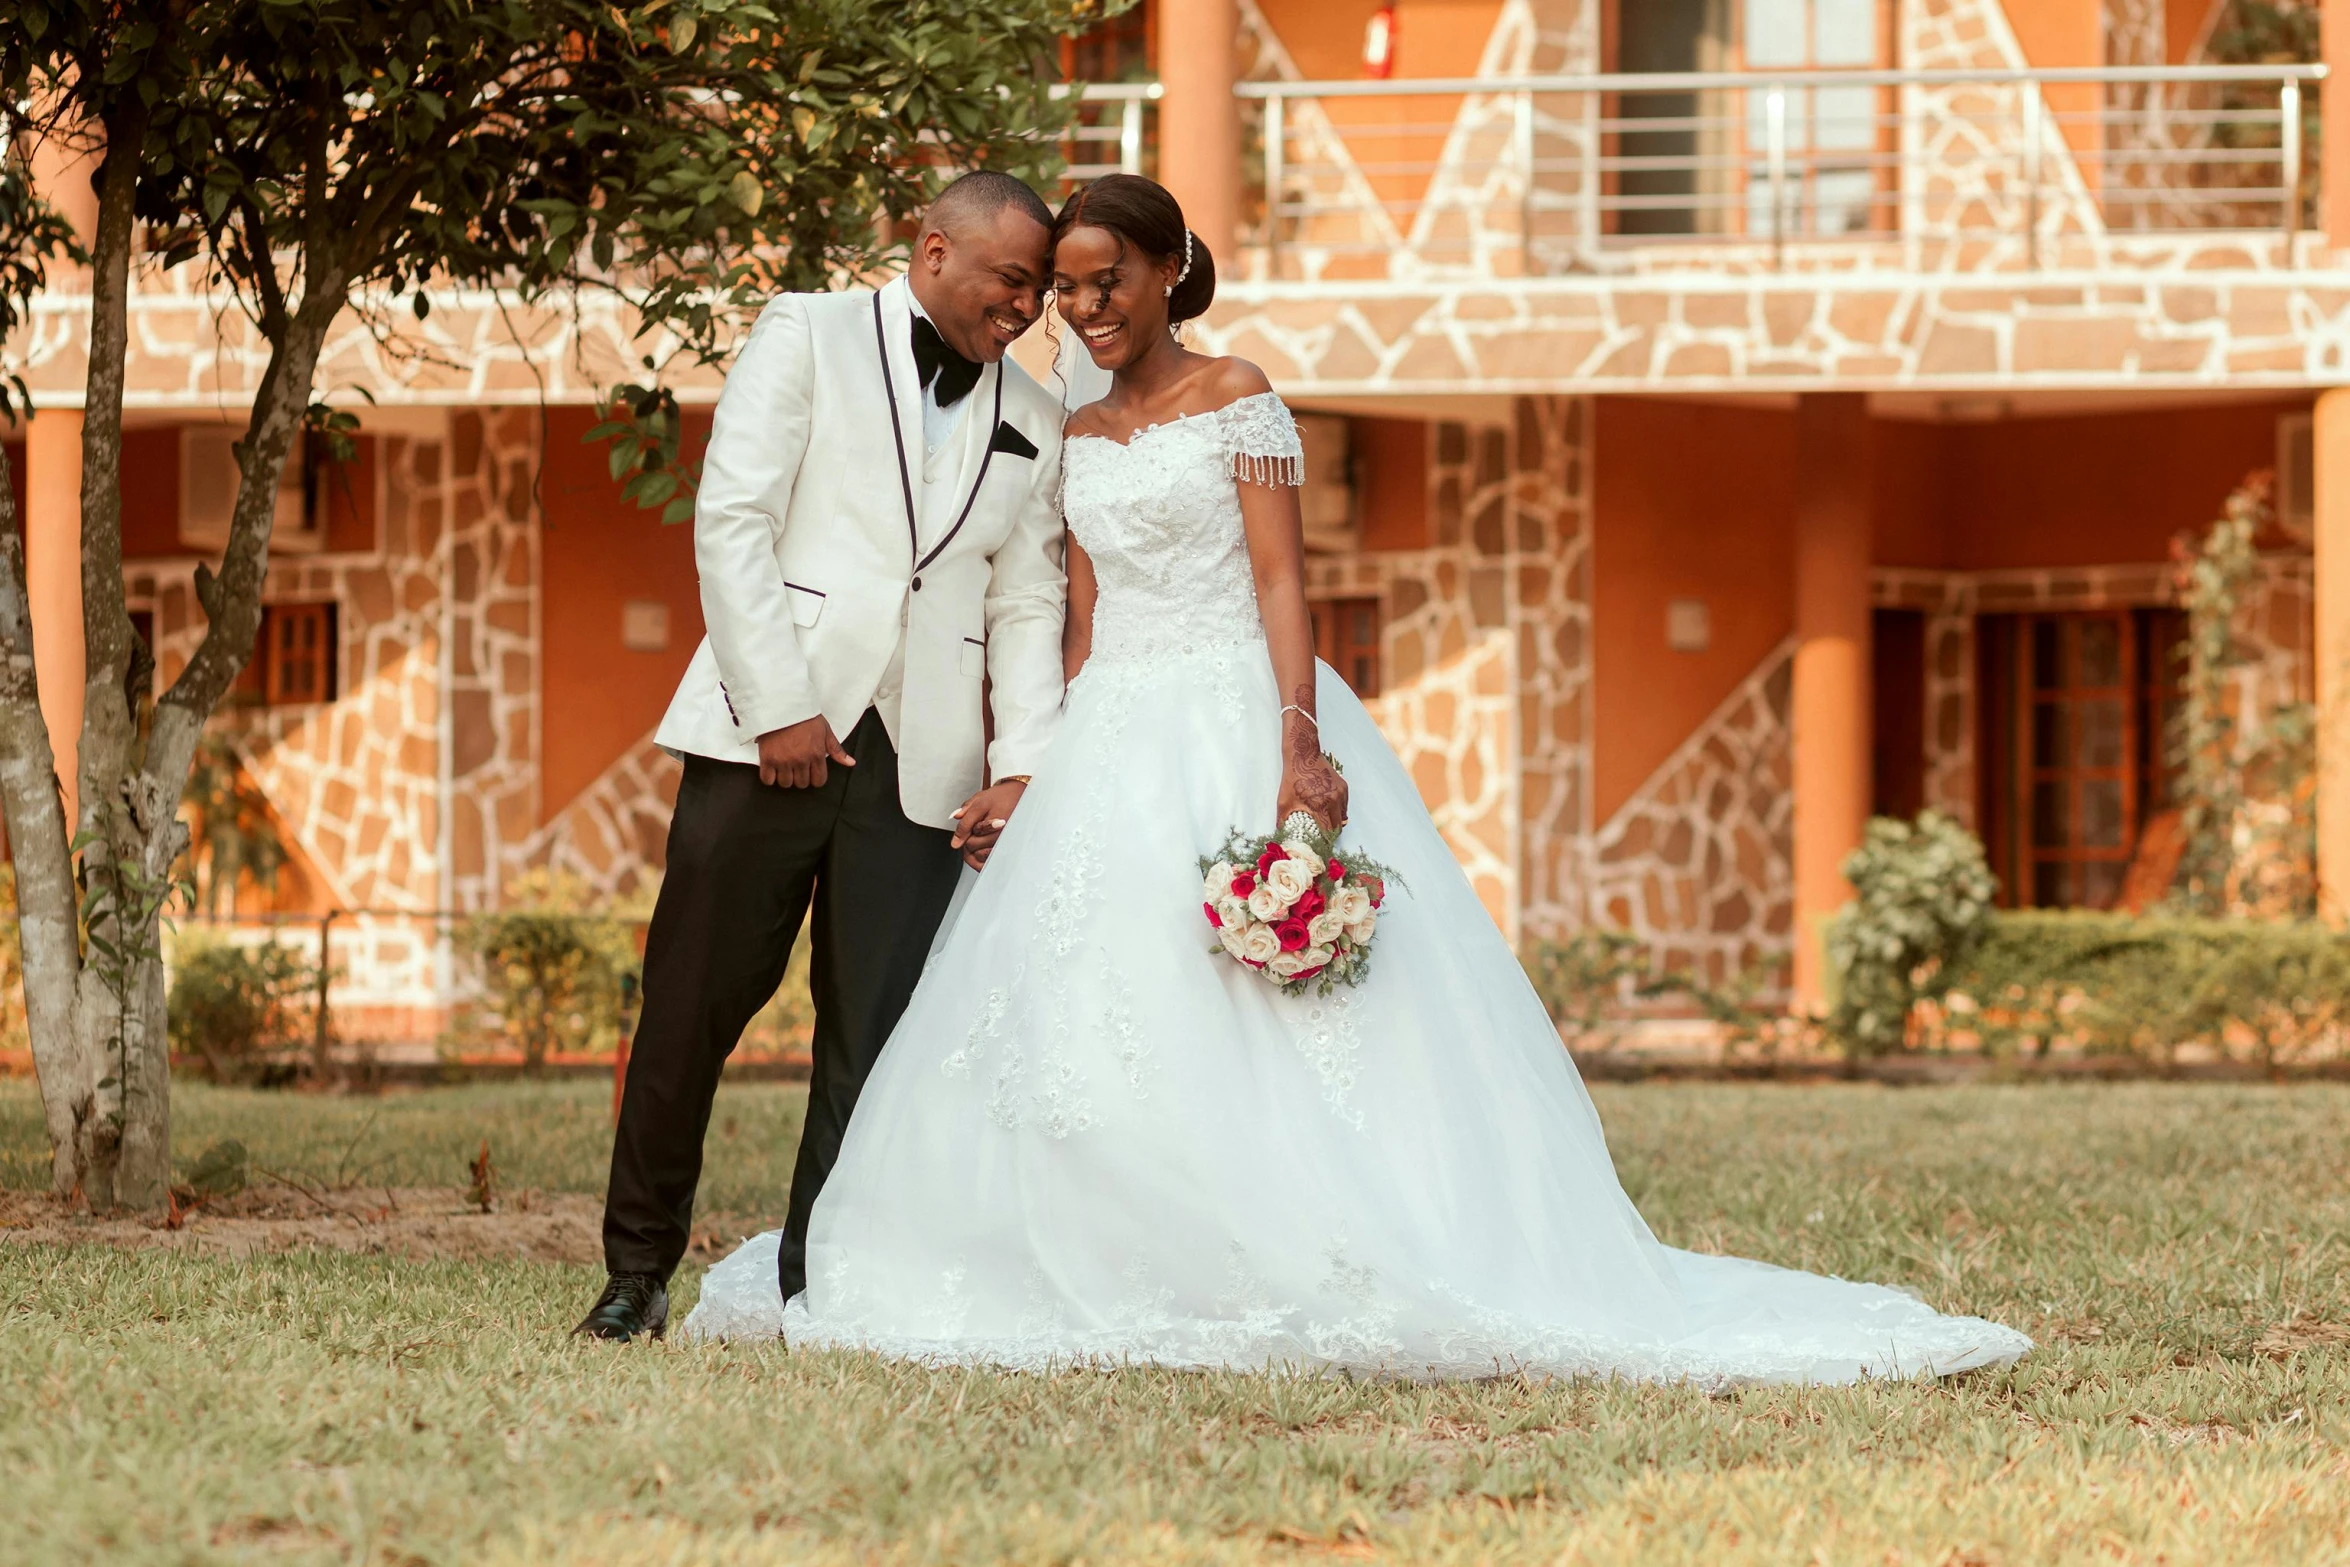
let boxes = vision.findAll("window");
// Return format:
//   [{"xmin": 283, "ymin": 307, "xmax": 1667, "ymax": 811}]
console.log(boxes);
[
  {"xmin": 234, "ymin": 602, "xmax": 339, "ymax": 707},
  {"xmin": 2277, "ymin": 412, "xmax": 2314, "ymax": 542},
  {"xmin": 1741, "ymin": 0, "xmax": 1887, "ymax": 238},
  {"xmin": 1978, "ymin": 609, "xmax": 2185, "ymax": 910},
  {"xmin": 1311, "ymin": 597, "xmax": 1382, "ymax": 699}
]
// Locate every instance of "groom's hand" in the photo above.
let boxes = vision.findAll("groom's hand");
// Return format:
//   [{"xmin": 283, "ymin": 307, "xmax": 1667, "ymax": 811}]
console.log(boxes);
[
  {"xmin": 758, "ymin": 716, "xmax": 855, "ymax": 788},
  {"xmin": 950, "ymin": 778, "xmax": 1027, "ymax": 870}
]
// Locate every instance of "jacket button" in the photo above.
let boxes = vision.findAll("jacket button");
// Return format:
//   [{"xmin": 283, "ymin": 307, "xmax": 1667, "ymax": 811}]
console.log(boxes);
[{"xmin": 911, "ymin": 576, "xmax": 923, "ymax": 591}]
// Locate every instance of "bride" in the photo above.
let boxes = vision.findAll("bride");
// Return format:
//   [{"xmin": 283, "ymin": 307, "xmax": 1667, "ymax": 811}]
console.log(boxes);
[{"xmin": 685, "ymin": 175, "xmax": 2031, "ymax": 1385}]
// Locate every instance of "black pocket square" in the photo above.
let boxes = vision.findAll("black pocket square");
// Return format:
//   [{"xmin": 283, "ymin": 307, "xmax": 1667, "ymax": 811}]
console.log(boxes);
[{"xmin": 988, "ymin": 421, "xmax": 1040, "ymax": 461}]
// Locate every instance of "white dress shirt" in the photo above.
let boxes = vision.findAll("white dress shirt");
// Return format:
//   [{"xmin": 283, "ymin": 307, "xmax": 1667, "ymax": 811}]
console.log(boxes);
[{"xmin": 873, "ymin": 290, "xmax": 979, "ymax": 746}]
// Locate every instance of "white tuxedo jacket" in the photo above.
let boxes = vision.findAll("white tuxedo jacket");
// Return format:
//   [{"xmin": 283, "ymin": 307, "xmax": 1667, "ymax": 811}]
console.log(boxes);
[{"xmin": 656, "ymin": 277, "xmax": 1068, "ymax": 830}]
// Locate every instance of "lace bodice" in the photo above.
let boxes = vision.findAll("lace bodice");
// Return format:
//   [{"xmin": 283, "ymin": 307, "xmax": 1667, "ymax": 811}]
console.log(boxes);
[{"xmin": 1062, "ymin": 391, "xmax": 1304, "ymax": 666}]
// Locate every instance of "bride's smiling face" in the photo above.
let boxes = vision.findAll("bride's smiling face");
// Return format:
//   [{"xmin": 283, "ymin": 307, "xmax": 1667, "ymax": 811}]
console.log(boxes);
[{"xmin": 1053, "ymin": 225, "xmax": 1179, "ymax": 370}]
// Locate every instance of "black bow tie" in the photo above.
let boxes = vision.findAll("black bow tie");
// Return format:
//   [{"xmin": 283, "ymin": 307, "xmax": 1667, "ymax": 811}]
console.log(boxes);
[{"xmin": 911, "ymin": 315, "xmax": 982, "ymax": 409}]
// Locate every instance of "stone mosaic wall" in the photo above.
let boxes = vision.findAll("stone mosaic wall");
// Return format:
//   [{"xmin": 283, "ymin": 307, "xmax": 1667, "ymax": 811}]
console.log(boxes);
[
  {"xmin": 524, "ymin": 737, "xmax": 683, "ymax": 906},
  {"xmin": 1293, "ymin": 394, "xmax": 1594, "ymax": 945},
  {"xmin": 129, "ymin": 409, "xmax": 544, "ymax": 1036},
  {"xmin": 1587, "ymin": 643, "xmax": 1795, "ymax": 988}
]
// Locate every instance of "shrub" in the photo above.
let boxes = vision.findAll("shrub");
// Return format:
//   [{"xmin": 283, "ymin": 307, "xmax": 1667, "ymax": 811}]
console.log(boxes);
[
  {"xmin": 1825, "ymin": 811, "xmax": 1998, "ymax": 1058},
  {"xmin": 455, "ymin": 872, "xmax": 640, "ymax": 1071},
  {"xmin": 1521, "ymin": 929, "xmax": 1652, "ymax": 1039},
  {"xmin": 1940, "ymin": 909, "xmax": 2350, "ymax": 1068},
  {"xmin": 167, "ymin": 933, "xmax": 319, "ymax": 1084}
]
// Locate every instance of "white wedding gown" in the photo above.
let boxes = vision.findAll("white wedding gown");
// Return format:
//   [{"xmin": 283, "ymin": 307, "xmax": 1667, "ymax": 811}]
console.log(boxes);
[{"xmin": 684, "ymin": 392, "xmax": 2031, "ymax": 1385}]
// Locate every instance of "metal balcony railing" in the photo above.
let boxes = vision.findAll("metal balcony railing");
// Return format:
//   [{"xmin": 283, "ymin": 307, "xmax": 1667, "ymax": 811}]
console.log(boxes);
[
  {"xmin": 1074, "ymin": 63, "xmax": 2327, "ymax": 279},
  {"xmin": 1062, "ymin": 81, "xmax": 1160, "ymax": 184}
]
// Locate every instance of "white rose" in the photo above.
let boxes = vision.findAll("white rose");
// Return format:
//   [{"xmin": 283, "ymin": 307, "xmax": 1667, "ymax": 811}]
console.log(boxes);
[
  {"xmin": 1265, "ymin": 857, "xmax": 1314, "ymax": 903},
  {"xmin": 1333, "ymin": 886, "xmax": 1372, "ymax": 924},
  {"xmin": 1204, "ymin": 862, "xmax": 1236, "ymax": 901},
  {"xmin": 1247, "ymin": 884, "xmax": 1287, "ymax": 922},
  {"xmin": 1280, "ymin": 838, "xmax": 1321, "ymax": 868},
  {"xmin": 1344, "ymin": 917, "xmax": 1377, "ymax": 945},
  {"xmin": 1267, "ymin": 950, "xmax": 1307, "ymax": 978},
  {"xmin": 1308, "ymin": 911, "xmax": 1345, "ymax": 945},
  {"xmin": 1304, "ymin": 944, "xmax": 1335, "ymax": 969},
  {"xmin": 1219, "ymin": 924, "xmax": 1248, "ymax": 958},
  {"xmin": 1238, "ymin": 924, "xmax": 1282, "ymax": 964},
  {"xmin": 1218, "ymin": 896, "xmax": 1250, "ymax": 928}
]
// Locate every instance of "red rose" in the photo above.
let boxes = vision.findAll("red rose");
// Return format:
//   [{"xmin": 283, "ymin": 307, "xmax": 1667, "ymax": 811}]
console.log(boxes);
[
  {"xmin": 1274, "ymin": 918, "xmax": 1311, "ymax": 953},
  {"xmin": 1230, "ymin": 871, "xmax": 1256, "ymax": 898},
  {"xmin": 1294, "ymin": 888, "xmax": 1325, "ymax": 920},
  {"xmin": 1361, "ymin": 875, "xmax": 1386, "ymax": 908},
  {"xmin": 1295, "ymin": 962, "xmax": 1326, "ymax": 984},
  {"xmin": 1203, "ymin": 901, "xmax": 1223, "ymax": 929},
  {"xmin": 1328, "ymin": 859, "xmax": 1347, "ymax": 881},
  {"xmin": 1257, "ymin": 845, "xmax": 1286, "ymax": 877},
  {"xmin": 1244, "ymin": 956, "xmax": 1265, "ymax": 969}
]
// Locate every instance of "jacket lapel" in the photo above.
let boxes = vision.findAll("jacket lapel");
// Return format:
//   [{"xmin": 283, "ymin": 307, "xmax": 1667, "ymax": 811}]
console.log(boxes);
[{"xmin": 874, "ymin": 278, "xmax": 931, "ymax": 557}]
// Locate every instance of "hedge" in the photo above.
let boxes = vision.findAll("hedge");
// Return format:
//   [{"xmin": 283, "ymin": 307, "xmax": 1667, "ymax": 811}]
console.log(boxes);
[{"xmin": 1933, "ymin": 909, "xmax": 2350, "ymax": 1067}]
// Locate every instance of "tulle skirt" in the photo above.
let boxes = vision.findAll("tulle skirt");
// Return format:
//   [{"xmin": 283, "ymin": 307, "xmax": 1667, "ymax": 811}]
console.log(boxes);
[{"xmin": 683, "ymin": 641, "xmax": 2030, "ymax": 1385}]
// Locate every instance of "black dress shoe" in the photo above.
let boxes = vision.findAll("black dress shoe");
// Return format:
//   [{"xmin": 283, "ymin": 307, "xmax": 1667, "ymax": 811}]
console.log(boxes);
[{"xmin": 574, "ymin": 1272, "xmax": 669, "ymax": 1341}]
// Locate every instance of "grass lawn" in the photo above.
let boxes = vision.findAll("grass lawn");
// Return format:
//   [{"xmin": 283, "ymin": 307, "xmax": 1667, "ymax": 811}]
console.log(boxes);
[{"xmin": 4, "ymin": 1078, "xmax": 2348, "ymax": 1564}]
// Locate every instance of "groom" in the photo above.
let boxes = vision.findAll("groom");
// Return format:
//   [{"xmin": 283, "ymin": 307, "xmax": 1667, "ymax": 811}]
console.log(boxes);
[{"xmin": 577, "ymin": 172, "xmax": 1070, "ymax": 1340}]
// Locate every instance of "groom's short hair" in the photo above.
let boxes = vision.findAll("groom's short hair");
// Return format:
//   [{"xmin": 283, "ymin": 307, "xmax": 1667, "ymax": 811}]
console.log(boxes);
[{"xmin": 924, "ymin": 171, "xmax": 1053, "ymax": 240}]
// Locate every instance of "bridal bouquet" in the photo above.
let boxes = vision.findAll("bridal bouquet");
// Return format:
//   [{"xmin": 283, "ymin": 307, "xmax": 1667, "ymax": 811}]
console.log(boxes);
[{"xmin": 1199, "ymin": 815, "xmax": 1399, "ymax": 995}]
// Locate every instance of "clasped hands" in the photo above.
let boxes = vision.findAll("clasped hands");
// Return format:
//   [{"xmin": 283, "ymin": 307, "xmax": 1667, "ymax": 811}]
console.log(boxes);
[{"xmin": 755, "ymin": 715, "xmax": 1025, "ymax": 870}]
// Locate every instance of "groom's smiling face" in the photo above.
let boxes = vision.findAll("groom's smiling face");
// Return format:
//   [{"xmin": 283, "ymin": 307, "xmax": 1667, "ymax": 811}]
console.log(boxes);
[{"xmin": 911, "ymin": 204, "xmax": 1052, "ymax": 364}]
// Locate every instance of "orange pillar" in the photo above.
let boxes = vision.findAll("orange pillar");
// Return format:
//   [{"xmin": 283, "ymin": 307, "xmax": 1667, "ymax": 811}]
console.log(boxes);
[
  {"xmin": 2315, "ymin": 388, "xmax": 2350, "ymax": 921},
  {"xmin": 1790, "ymin": 393, "xmax": 1873, "ymax": 1008},
  {"xmin": 1158, "ymin": 0, "xmax": 1241, "ymax": 262},
  {"xmin": 24, "ymin": 415, "xmax": 84, "ymax": 822},
  {"xmin": 25, "ymin": 134, "xmax": 98, "ymax": 828}
]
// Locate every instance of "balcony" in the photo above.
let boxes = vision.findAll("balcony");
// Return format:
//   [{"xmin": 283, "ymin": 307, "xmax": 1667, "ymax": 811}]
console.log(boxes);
[
  {"xmin": 1080, "ymin": 63, "xmax": 2326, "ymax": 283},
  {"xmin": 1077, "ymin": 63, "xmax": 2350, "ymax": 399}
]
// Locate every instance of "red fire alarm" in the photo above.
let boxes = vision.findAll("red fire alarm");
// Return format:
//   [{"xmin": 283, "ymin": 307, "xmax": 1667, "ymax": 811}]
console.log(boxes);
[{"xmin": 1363, "ymin": 3, "xmax": 1397, "ymax": 78}]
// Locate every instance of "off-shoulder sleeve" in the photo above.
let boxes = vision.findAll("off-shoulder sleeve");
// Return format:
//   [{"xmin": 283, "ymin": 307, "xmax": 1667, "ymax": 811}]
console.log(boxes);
[{"xmin": 1217, "ymin": 391, "xmax": 1305, "ymax": 488}]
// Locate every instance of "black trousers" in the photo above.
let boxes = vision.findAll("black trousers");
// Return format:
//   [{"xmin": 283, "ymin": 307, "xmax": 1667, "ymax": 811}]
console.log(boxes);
[{"xmin": 601, "ymin": 710, "xmax": 963, "ymax": 1298}]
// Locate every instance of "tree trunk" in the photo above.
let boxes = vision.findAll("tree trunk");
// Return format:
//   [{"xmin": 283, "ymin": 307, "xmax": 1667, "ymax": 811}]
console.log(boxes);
[
  {"xmin": 1, "ymin": 109, "xmax": 330, "ymax": 1210},
  {"xmin": 65, "ymin": 93, "xmax": 172, "ymax": 1211}
]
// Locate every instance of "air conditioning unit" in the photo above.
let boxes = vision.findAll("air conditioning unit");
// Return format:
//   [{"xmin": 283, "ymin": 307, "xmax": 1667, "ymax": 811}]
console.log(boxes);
[
  {"xmin": 179, "ymin": 426, "xmax": 314, "ymax": 554},
  {"xmin": 1296, "ymin": 413, "xmax": 1356, "ymax": 554}
]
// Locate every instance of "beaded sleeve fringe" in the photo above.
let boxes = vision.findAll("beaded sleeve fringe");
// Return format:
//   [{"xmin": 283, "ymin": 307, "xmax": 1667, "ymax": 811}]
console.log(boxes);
[
  {"xmin": 1233, "ymin": 451, "xmax": 1306, "ymax": 488},
  {"xmin": 1218, "ymin": 391, "xmax": 1306, "ymax": 490}
]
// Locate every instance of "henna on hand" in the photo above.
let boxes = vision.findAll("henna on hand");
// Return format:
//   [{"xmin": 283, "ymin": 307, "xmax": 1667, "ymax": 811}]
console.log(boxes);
[{"xmin": 1280, "ymin": 686, "xmax": 1348, "ymax": 827}]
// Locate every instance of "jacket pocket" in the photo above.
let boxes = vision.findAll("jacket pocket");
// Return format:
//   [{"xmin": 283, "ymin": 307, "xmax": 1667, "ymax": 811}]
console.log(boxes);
[
  {"xmin": 959, "ymin": 637, "xmax": 986, "ymax": 679},
  {"xmin": 784, "ymin": 581, "xmax": 826, "ymax": 629}
]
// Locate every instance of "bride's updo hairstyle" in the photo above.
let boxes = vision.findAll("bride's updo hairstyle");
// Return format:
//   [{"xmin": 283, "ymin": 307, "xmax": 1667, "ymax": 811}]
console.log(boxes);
[{"xmin": 1052, "ymin": 174, "xmax": 1218, "ymax": 326}]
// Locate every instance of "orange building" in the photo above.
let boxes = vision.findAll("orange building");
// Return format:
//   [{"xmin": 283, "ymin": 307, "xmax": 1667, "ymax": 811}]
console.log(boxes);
[{"xmin": 9, "ymin": 0, "xmax": 2347, "ymax": 1028}]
